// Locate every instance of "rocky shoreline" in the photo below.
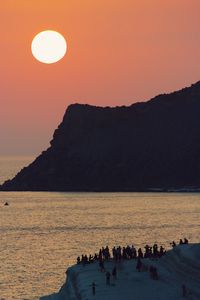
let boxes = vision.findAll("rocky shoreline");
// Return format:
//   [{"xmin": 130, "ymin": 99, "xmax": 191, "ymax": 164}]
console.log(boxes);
[{"xmin": 40, "ymin": 243, "xmax": 200, "ymax": 300}]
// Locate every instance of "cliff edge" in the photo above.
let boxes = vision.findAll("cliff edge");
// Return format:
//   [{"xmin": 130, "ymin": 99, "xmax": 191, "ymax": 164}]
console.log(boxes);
[{"xmin": 40, "ymin": 244, "xmax": 200, "ymax": 300}]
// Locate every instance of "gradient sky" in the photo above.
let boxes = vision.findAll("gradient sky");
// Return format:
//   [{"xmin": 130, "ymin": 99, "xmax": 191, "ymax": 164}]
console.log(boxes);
[{"xmin": 1, "ymin": 0, "xmax": 200, "ymax": 155}]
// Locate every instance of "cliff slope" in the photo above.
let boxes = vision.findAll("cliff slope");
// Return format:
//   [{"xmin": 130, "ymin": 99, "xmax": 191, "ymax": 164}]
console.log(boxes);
[{"xmin": 2, "ymin": 82, "xmax": 200, "ymax": 191}]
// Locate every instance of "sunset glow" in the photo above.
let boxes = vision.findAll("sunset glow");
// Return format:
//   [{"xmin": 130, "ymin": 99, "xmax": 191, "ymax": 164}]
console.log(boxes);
[{"xmin": 1, "ymin": 0, "xmax": 200, "ymax": 155}]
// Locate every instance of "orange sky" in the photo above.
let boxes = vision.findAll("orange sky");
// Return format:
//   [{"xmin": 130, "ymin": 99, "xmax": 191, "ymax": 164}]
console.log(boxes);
[{"xmin": 1, "ymin": 0, "xmax": 200, "ymax": 155}]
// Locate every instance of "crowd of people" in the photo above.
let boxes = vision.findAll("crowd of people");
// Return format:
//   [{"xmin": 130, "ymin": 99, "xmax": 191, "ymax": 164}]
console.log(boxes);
[
  {"xmin": 76, "ymin": 242, "xmax": 168, "ymax": 266},
  {"xmin": 75, "ymin": 238, "xmax": 189, "ymax": 297},
  {"xmin": 171, "ymin": 238, "xmax": 189, "ymax": 248}
]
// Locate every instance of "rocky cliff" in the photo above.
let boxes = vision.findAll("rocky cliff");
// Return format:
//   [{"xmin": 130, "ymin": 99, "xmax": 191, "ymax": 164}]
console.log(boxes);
[{"xmin": 2, "ymin": 82, "xmax": 200, "ymax": 191}]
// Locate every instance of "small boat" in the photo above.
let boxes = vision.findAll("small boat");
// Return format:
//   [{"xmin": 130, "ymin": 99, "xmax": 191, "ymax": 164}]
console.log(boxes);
[{"xmin": 4, "ymin": 202, "xmax": 9, "ymax": 206}]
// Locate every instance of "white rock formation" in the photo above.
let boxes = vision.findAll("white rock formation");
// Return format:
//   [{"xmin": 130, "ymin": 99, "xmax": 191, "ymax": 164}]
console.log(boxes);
[{"xmin": 41, "ymin": 244, "xmax": 200, "ymax": 300}]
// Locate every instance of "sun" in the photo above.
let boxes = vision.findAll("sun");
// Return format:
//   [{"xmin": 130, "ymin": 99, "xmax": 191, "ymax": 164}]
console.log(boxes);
[{"xmin": 31, "ymin": 30, "xmax": 67, "ymax": 64}]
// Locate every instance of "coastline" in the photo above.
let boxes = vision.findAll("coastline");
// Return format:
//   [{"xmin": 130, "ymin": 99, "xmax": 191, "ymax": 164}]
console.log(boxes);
[
  {"xmin": 40, "ymin": 244, "xmax": 200, "ymax": 300},
  {"xmin": 1, "ymin": 187, "xmax": 200, "ymax": 192}
]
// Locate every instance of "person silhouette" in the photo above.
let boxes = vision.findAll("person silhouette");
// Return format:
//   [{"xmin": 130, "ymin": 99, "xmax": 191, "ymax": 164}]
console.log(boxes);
[
  {"xmin": 136, "ymin": 257, "xmax": 142, "ymax": 272},
  {"xmin": 172, "ymin": 241, "xmax": 176, "ymax": 247},
  {"xmin": 77, "ymin": 256, "xmax": 80, "ymax": 264},
  {"xmin": 112, "ymin": 266, "xmax": 117, "ymax": 279},
  {"xmin": 92, "ymin": 282, "xmax": 96, "ymax": 295},
  {"xmin": 106, "ymin": 271, "xmax": 111, "ymax": 285},
  {"xmin": 99, "ymin": 259, "xmax": 105, "ymax": 272}
]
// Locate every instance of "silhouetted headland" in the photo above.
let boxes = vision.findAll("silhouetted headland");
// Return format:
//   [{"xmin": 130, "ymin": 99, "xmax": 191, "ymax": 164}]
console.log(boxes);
[{"xmin": 2, "ymin": 81, "xmax": 200, "ymax": 192}]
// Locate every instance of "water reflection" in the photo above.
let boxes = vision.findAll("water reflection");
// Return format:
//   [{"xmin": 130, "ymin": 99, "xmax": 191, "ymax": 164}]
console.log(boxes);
[{"xmin": 0, "ymin": 192, "xmax": 200, "ymax": 299}]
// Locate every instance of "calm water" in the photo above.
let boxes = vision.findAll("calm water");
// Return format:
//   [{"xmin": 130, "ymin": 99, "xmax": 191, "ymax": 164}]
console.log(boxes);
[
  {"xmin": 0, "ymin": 156, "xmax": 34, "ymax": 185},
  {"xmin": 0, "ymin": 157, "xmax": 200, "ymax": 300}
]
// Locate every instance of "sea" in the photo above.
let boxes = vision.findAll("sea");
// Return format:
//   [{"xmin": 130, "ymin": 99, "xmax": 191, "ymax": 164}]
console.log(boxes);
[{"xmin": 0, "ymin": 156, "xmax": 200, "ymax": 300}]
